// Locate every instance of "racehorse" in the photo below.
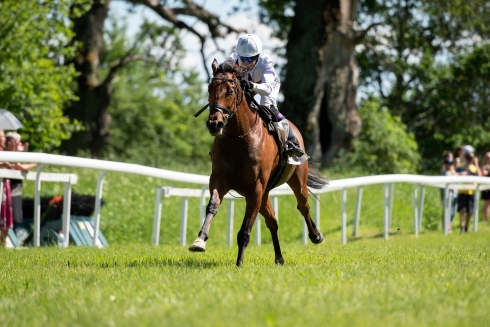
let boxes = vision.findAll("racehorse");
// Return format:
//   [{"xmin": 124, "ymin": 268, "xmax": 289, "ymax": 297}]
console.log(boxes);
[{"xmin": 189, "ymin": 58, "xmax": 328, "ymax": 266}]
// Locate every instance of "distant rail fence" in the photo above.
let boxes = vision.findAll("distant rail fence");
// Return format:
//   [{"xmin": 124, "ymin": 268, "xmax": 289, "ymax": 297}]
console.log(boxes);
[{"xmin": 1, "ymin": 152, "xmax": 489, "ymax": 247}]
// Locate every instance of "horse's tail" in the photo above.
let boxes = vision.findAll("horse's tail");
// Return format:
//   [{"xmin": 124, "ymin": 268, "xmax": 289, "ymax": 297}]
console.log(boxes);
[{"xmin": 307, "ymin": 163, "xmax": 329, "ymax": 190}]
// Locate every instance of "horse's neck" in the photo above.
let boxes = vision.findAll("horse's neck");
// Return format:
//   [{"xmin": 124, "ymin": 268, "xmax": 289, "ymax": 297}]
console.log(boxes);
[{"xmin": 225, "ymin": 102, "xmax": 257, "ymax": 135}]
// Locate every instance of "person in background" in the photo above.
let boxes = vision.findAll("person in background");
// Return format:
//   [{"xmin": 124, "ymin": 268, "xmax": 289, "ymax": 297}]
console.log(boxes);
[
  {"xmin": 6, "ymin": 132, "xmax": 37, "ymax": 237},
  {"xmin": 0, "ymin": 130, "xmax": 13, "ymax": 247},
  {"xmin": 440, "ymin": 152, "xmax": 457, "ymax": 231},
  {"xmin": 440, "ymin": 150, "xmax": 454, "ymax": 173},
  {"xmin": 453, "ymin": 146, "xmax": 464, "ymax": 168},
  {"xmin": 455, "ymin": 145, "xmax": 481, "ymax": 233},
  {"xmin": 480, "ymin": 152, "xmax": 490, "ymax": 222}
]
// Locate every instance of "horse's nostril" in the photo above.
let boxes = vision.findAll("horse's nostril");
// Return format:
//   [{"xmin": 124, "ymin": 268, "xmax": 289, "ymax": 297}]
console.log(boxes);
[{"xmin": 217, "ymin": 122, "xmax": 224, "ymax": 129}]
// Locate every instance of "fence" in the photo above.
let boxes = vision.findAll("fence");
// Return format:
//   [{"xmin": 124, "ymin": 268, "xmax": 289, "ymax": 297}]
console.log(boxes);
[
  {"xmin": 1, "ymin": 152, "xmax": 489, "ymax": 247},
  {"xmin": 154, "ymin": 175, "xmax": 490, "ymax": 246}
]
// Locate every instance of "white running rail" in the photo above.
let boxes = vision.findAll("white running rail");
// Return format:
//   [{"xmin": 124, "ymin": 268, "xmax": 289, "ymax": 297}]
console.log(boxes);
[{"xmin": 1, "ymin": 152, "xmax": 489, "ymax": 247}]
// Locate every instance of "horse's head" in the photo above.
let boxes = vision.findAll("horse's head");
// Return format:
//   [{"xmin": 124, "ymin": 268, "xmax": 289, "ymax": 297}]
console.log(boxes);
[{"xmin": 206, "ymin": 58, "xmax": 245, "ymax": 136}]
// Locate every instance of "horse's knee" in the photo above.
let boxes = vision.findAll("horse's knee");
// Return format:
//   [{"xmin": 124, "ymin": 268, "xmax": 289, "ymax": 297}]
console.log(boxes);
[
  {"xmin": 206, "ymin": 199, "xmax": 220, "ymax": 216},
  {"xmin": 237, "ymin": 231, "xmax": 250, "ymax": 248},
  {"xmin": 265, "ymin": 220, "xmax": 279, "ymax": 235}
]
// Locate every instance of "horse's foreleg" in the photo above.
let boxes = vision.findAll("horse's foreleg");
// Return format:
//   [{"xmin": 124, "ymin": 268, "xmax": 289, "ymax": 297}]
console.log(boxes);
[
  {"xmin": 189, "ymin": 188, "xmax": 223, "ymax": 252},
  {"xmin": 260, "ymin": 197, "xmax": 284, "ymax": 265},
  {"xmin": 236, "ymin": 194, "xmax": 262, "ymax": 267}
]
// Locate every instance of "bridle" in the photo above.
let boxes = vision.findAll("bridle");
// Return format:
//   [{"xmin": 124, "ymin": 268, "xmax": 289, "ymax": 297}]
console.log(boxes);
[
  {"xmin": 196, "ymin": 75, "xmax": 259, "ymax": 138},
  {"xmin": 209, "ymin": 76, "xmax": 242, "ymax": 126}
]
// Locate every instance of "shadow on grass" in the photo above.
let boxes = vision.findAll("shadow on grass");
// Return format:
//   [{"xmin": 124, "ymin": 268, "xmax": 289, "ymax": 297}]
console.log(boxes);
[{"xmin": 324, "ymin": 223, "xmax": 412, "ymax": 243}]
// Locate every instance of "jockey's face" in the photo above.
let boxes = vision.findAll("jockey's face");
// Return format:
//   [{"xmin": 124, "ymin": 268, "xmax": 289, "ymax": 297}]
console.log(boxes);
[{"xmin": 239, "ymin": 55, "xmax": 258, "ymax": 72}]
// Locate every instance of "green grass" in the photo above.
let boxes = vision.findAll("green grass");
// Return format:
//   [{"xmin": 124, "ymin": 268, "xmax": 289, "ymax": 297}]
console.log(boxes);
[
  {"xmin": 7, "ymin": 165, "xmax": 490, "ymax": 325},
  {"xmin": 1, "ymin": 230, "xmax": 489, "ymax": 326}
]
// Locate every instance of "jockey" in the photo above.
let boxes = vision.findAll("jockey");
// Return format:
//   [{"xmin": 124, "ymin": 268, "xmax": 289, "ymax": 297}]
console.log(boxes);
[{"xmin": 229, "ymin": 33, "xmax": 304, "ymax": 158}]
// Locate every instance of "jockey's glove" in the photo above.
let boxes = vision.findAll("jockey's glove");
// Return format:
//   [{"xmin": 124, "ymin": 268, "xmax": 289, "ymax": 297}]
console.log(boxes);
[{"xmin": 240, "ymin": 80, "xmax": 254, "ymax": 91}]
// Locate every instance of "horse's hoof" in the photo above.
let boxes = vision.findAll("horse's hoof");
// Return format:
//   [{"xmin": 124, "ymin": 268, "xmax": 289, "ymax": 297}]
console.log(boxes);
[
  {"xmin": 188, "ymin": 238, "xmax": 206, "ymax": 252},
  {"xmin": 275, "ymin": 257, "xmax": 285, "ymax": 265},
  {"xmin": 310, "ymin": 232, "xmax": 324, "ymax": 244}
]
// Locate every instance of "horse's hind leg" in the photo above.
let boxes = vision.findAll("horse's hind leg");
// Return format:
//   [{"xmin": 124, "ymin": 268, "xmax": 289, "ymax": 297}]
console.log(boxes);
[
  {"xmin": 288, "ymin": 168, "xmax": 324, "ymax": 244},
  {"xmin": 260, "ymin": 196, "xmax": 284, "ymax": 265},
  {"xmin": 189, "ymin": 187, "xmax": 225, "ymax": 252}
]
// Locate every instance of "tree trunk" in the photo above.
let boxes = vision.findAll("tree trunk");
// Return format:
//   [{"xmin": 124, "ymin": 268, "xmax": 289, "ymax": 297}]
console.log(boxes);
[
  {"xmin": 282, "ymin": 0, "xmax": 361, "ymax": 166},
  {"xmin": 62, "ymin": 0, "xmax": 111, "ymax": 157}
]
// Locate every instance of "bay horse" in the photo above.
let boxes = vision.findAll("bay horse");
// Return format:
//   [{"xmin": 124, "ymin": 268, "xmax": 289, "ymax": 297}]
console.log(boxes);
[{"xmin": 189, "ymin": 58, "xmax": 328, "ymax": 266}]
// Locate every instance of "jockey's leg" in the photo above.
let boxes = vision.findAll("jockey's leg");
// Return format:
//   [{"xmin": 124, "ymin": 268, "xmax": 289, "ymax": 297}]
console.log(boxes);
[
  {"xmin": 264, "ymin": 87, "xmax": 305, "ymax": 157},
  {"xmin": 285, "ymin": 126, "xmax": 305, "ymax": 157},
  {"xmin": 269, "ymin": 105, "xmax": 304, "ymax": 157}
]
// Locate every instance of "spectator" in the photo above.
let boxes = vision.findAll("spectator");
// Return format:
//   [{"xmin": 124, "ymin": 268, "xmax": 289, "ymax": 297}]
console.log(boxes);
[
  {"xmin": 6, "ymin": 132, "xmax": 37, "ymax": 236},
  {"xmin": 0, "ymin": 130, "xmax": 13, "ymax": 247},
  {"xmin": 455, "ymin": 145, "xmax": 481, "ymax": 233},
  {"xmin": 481, "ymin": 152, "xmax": 490, "ymax": 222},
  {"xmin": 440, "ymin": 153, "xmax": 457, "ymax": 231},
  {"xmin": 454, "ymin": 146, "xmax": 464, "ymax": 168},
  {"xmin": 440, "ymin": 150, "xmax": 454, "ymax": 173}
]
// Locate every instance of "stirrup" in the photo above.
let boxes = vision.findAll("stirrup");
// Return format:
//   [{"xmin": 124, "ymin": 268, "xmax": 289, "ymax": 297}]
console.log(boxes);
[{"xmin": 286, "ymin": 141, "xmax": 305, "ymax": 157}]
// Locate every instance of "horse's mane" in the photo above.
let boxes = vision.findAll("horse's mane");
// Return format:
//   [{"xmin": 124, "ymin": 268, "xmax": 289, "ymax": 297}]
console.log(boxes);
[{"xmin": 216, "ymin": 58, "xmax": 247, "ymax": 80}]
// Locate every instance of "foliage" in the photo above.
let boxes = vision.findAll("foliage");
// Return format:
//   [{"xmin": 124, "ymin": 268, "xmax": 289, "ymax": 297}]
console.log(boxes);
[
  {"xmin": 257, "ymin": 0, "xmax": 295, "ymax": 40},
  {"xmin": 406, "ymin": 44, "xmax": 490, "ymax": 171},
  {"xmin": 107, "ymin": 64, "xmax": 214, "ymax": 167},
  {"xmin": 98, "ymin": 17, "xmax": 214, "ymax": 167},
  {"xmin": 334, "ymin": 98, "xmax": 420, "ymax": 174},
  {"xmin": 0, "ymin": 0, "xmax": 89, "ymax": 152},
  {"xmin": 356, "ymin": 0, "xmax": 490, "ymax": 170}
]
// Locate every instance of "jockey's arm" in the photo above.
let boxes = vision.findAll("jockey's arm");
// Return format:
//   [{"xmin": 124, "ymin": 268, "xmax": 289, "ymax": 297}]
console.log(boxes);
[
  {"xmin": 251, "ymin": 60, "xmax": 277, "ymax": 96},
  {"xmin": 251, "ymin": 75, "xmax": 273, "ymax": 96}
]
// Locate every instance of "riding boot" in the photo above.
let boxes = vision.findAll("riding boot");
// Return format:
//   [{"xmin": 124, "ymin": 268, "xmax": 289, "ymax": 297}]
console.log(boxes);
[
  {"xmin": 286, "ymin": 127, "xmax": 305, "ymax": 157},
  {"xmin": 269, "ymin": 105, "xmax": 304, "ymax": 157}
]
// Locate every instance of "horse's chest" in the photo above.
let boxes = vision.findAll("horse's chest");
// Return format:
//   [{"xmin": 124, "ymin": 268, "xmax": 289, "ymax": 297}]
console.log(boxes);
[{"xmin": 211, "ymin": 140, "xmax": 260, "ymax": 174}]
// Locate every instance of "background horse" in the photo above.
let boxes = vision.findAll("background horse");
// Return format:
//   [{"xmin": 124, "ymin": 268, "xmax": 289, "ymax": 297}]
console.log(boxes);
[{"xmin": 189, "ymin": 59, "xmax": 328, "ymax": 266}]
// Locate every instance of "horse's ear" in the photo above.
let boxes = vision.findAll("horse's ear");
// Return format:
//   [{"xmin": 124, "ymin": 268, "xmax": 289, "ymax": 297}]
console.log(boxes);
[{"xmin": 212, "ymin": 59, "xmax": 218, "ymax": 75}]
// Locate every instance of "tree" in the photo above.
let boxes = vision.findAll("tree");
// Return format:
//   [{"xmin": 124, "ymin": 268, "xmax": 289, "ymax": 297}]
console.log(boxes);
[
  {"xmin": 260, "ymin": 0, "xmax": 376, "ymax": 165},
  {"xmin": 357, "ymin": 0, "xmax": 490, "ymax": 168},
  {"xmin": 0, "ymin": 0, "xmax": 86, "ymax": 152},
  {"xmin": 101, "ymin": 17, "xmax": 213, "ymax": 166},
  {"xmin": 62, "ymin": 0, "xmax": 243, "ymax": 156}
]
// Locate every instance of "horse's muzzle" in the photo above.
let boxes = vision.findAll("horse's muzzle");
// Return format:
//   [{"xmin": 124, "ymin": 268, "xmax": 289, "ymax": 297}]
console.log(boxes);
[{"xmin": 206, "ymin": 120, "xmax": 224, "ymax": 136}]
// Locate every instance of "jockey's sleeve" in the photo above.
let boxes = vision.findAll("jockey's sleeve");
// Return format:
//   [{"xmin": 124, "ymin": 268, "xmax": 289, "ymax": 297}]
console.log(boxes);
[{"xmin": 252, "ymin": 57, "xmax": 277, "ymax": 96}]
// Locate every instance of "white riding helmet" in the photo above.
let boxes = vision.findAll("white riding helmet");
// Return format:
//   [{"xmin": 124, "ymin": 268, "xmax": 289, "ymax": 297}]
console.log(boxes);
[{"xmin": 236, "ymin": 34, "xmax": 262, "ymax": 57}]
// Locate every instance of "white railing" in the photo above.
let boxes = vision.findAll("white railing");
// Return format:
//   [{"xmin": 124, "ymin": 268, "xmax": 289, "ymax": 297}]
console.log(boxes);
[
  {"xmin": 155, "ymin": 175, "xmax": 490, "ymax": 246},
  {"xmin": 1, "ymin": 152, "xmax": 489, "ymax": 247}
]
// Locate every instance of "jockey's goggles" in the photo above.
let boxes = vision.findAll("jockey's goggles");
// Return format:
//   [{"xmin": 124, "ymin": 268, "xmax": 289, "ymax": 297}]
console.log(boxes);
[{"xmin": 240, "ymin": 56, "xmax": 255, "ymax": 63}]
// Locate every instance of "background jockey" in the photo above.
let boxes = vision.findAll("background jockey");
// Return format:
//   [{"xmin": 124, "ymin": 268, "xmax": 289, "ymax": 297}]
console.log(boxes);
[{"xmin": 228, "ymin": 34, "xmax": 304, "ymax": 158}]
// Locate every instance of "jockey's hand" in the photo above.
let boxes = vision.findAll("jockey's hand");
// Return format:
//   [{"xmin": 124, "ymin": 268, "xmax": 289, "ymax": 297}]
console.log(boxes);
[{"xmin": 240, "ymin": 80, "xmax": 254, "ymax": 91}]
